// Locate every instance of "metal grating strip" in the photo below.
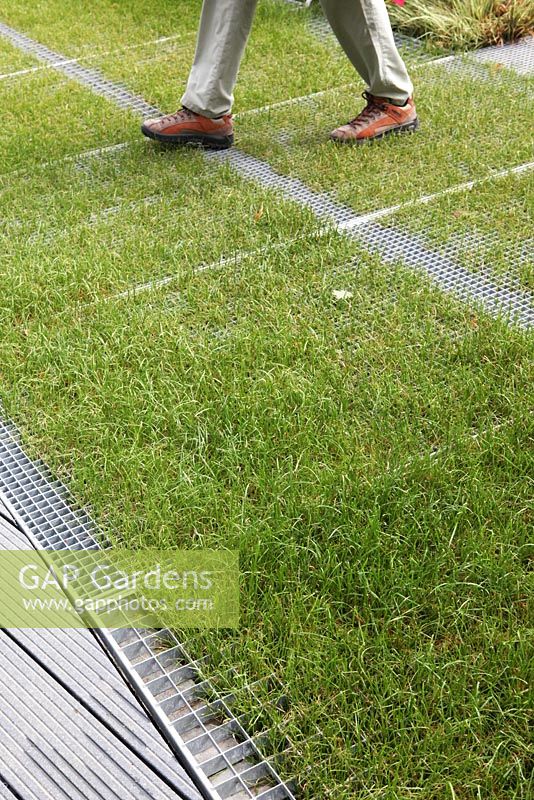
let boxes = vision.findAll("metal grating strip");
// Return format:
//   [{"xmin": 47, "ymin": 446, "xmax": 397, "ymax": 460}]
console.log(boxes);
[
  {"xmin": 0, "ymin": 416, "xmax": 296, "ymax": 800},
  {"xmin": 472, "ymin": 35, "xmax": 534, "ymax": 75},
  {"xmin": 205, "ymin": 151, "xmax": 534, "ymax": 327},
  {"xmin": 207, "ymin": 148, "xmax": 355, "ymax": 225}
]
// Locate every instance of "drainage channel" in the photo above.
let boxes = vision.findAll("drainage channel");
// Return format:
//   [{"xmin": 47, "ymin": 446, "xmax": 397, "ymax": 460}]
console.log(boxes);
[
  {"xmin": 353, "ymin": 221, "xmax": 534, "ymax": 328},
  {"xmin": 0, "ymin": 416, "xmax": 296, "ymax": 800}
]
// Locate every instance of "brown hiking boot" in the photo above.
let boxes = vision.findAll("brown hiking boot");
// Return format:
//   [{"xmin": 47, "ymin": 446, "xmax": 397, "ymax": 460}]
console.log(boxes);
[
  {"xmin": 330, "ymin": 92, "xmax": 418, "ymax": 144},
  {"xmin": 141, "ymin": 107, "xmax": 234, "ymax": 149}
]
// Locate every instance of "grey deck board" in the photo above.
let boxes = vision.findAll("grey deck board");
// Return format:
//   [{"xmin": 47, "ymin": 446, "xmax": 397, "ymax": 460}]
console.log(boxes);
[
  {"xmin": 0, "ymin": 633, "xmax": 183, "ymax": 800},
  {"xmin": 0, "ymin": 778, "xmax": 19, "ymax": 799}
]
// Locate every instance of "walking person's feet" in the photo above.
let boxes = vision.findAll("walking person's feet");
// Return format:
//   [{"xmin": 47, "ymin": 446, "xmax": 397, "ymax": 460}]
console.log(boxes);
[
  {"xmin": 141, "ymin": 107, "xmax": 234, "ymax": 149},
  {"xmin": 330, "ymin": 91, "xmax": 418, "ymax": 144}
]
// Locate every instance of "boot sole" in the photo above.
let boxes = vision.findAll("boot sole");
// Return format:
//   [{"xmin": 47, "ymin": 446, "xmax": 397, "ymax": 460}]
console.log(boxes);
[
  {"xmin": 141, "ymin": 123, "xmax": 234, "ymax": 150},
  {"xmin": 330, "ymin": 117, "xmax": 420, "ymax": 145}
]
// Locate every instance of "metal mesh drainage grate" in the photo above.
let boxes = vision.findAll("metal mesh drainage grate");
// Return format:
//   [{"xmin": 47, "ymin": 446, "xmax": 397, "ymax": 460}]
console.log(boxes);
[
  {"xmin": 207, "ymin": 148, "xmax": 356, "ymax": 225},
  {"xmin": 351, "ymin": 222, "xmax": 534, "ymax": 329},
  {"xmin": 0, "ymin": 415, "xmax": 296, "ymax": 800}
]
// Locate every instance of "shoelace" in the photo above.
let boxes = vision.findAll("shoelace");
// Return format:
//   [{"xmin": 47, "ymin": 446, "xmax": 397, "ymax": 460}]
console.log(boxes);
[
  {"xmin": 347, "ymin": 91, "xmax": 388, "ymax": 131},
  {"xmin": 160, "ymin": 107, "xmax": 196, "ymax": 124}
]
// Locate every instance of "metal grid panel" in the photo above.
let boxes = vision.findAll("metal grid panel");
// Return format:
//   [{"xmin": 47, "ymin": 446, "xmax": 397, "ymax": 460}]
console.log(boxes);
[
  {"xmin": 0, "ymin": 415, "xmax": 296, "ymax": 800},
  {"xmin": 472, "ymin": 35, "xmax": 534, "ymax": 75},
  {"xmin": 0, "ymin": 418, "xmax": 100, "ymax": 551},
  {"xmin": 101, "ymin": 627, "xmax": 295, "ymax": 800}
]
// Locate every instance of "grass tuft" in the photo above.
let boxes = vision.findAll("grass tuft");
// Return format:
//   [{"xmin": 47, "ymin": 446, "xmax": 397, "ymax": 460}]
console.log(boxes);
[{"xmin": 389, "ymin": 0, "xmax": 534, "ymax": 50}]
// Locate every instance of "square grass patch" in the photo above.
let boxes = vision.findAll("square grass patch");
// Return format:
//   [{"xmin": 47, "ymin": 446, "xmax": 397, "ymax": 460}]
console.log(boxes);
[
  {"xmin": 0, "ymin": 233, "xmax": 532, "ymax": 799},
  {"xmin": 0, "ymin": 142, "xmax": 322, "ymax": 316},
  {"xmin": 236, "ymin": 64, "xmax": 534, "ymax": 214},
  {"xmin": 384, "ymin": 171, "xmax": 534, "ymax": 292},
  {"xmin": 0, "ymin": 71, "xmax": 137, "ymax": 173}
]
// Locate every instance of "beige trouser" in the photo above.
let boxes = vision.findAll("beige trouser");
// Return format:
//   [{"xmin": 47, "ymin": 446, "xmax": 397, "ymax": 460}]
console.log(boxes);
[{"xmin": 182, "ymin": 0, "xmax": 413, "ymax": 118}]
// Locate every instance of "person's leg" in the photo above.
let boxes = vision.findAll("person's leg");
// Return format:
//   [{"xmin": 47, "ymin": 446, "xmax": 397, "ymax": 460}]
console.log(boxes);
[
  {"xmin": 142, "ymin": 0, "xmax": 258, "ymax": 147},
  {"xmin": 320, "ymin": 0, "xmax": 412, "ymax": 104},
  {"xmin": 182, "ymin": 0, "xmax": 259, "ymax": 118},
  {"xmin": 321, "ymin": 0, "xmax": 418, "ymax": 143}
]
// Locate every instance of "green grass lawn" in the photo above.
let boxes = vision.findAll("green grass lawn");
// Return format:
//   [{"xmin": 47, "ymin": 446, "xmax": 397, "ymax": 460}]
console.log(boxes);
[
  {"xmin": 0, "ymin": 1, "xmax": 533, "ymax": 798},
  {"xmin": 0, "ymin": 146, "xmax": 318, "ymax": 314},
  {"xmin": 0, "ymin": 72, "xmax": 136, "ymax": 172},
  {"xmin": 0, "ymin": 0, "xmax": 205, "ymax": 56},
  {"xmin": 2, "ymin": 233, "xmax": 532, "ymax": 799}
]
